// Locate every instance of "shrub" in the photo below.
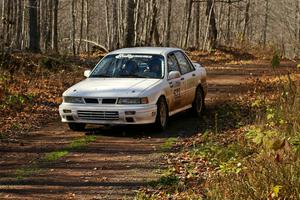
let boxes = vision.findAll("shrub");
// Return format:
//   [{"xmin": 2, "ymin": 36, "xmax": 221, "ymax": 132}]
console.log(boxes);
[
  {"xmin": 38, "ymin": 56, "xmax": 63, "ymax": 71},
  {"xmin": 206, "ymin": 76, "xmax": 300, "ymax": 200}
]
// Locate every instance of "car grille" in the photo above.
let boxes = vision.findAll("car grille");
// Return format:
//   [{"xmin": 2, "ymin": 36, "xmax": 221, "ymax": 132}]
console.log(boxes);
[
  {"xmin": 84, "ymin": 98, "xmax": 99, "ymax": 104},
  {"xmin": 84, "ymin": 98, "xmax": 117, "ymax": 104},
  {"xmin": 77, "ymin": 110, "xmax": 119, "ymax": 120},
  {"xmin": 101, "ymin": 98, "xmax": 117, "ymax": 104}
]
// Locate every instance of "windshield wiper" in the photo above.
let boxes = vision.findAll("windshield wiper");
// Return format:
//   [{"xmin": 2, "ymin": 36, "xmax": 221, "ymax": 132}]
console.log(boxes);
[{"xmin": 118, "ymin": 74, "xmax": 147, "ymax": 78}]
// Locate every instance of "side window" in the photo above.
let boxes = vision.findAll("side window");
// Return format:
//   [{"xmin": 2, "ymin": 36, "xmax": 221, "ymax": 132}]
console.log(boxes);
[
  {"xmin": 167, "ymin": 54, "xmax": 180, "ymax": 73},
  {"xmin": 174, "ymin": 51, "xmax": 193, "ymax": 74}
]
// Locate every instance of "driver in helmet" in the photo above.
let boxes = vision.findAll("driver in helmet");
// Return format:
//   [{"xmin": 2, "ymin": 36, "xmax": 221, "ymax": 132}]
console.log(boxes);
[{"xmin": 148, "ymin": 58, "xmax": 162, "ymax": 78}]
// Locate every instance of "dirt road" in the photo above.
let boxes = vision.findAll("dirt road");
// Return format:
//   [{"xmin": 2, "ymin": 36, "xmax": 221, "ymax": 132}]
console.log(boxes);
[{"xmin": 0, "ymin": 60, "xmax": 294, "ymax": 199}]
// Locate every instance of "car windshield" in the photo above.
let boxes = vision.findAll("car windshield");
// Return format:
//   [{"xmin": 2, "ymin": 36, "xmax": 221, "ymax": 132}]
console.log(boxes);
[{"xmin": 89, "ymin": 54, "xmax": 164, "ymax": 79}]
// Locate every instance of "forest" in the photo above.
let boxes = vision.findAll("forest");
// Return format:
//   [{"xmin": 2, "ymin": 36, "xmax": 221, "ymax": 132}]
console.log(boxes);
[
  {"xmin": 0, "ymin": 0, "xmax": 300, "ymax": 199},
  {"xmin": 0, "ymin": 0, "xmax": 299, "ymax": 57}
]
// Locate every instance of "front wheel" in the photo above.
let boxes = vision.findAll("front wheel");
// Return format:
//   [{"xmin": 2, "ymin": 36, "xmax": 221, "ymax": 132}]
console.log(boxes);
[
  {"xmin": 68, "ymin": 123, "xmax": 86, "ymax": 131},
  {"xmin": 154, "ymin": 97, "xmax": 168, "ymax": 131},
  {"xmin": 192, "ymin": 87, "xmax": 205, "ymax": 117}
]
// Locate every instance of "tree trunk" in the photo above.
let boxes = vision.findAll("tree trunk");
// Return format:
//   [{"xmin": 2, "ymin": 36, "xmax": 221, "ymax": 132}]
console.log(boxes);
[
  {"xmin": 124, "ymin": 0, "xmax": 135, "ymax": 47},
  {"xmin": 118, "ymin": 0, "xmax": 125, "ymax": 47},
  {"xmin": 21, "ymin": 1, "xmax": 26, "ymax": 49},
  {"xmin": 148, "ymin": 0, "xmax": 158, "ymax": 46},
  {"xmin": 295, "ymin": 0, "xmax": 300, "ymax": 57},
  {"xmin": 40, "ymin": 0, "xmax": 46, "ymax": 50},
  {"xmin": 112, "ymin": 0, "xmax": 118, "ymax": 49},
  {"xmin": 5, "ymin": 0, "xmax": 11, "ymax": 46},
  {"xmin": 0, "ymin": 0, "xmax": 5, "ymax": 50},
  {"xmin": 15, "ymin": 0, "xmax": 23, "ymax": 49},
  {"xmin": 12, "ymin": 0, "xmax": 17, "ymax": 45},
  {"xmin": 242, "ymin": 0, "xmax": 250, "ymax": 42},
  {"xmin": 142, "ymin": 0, "xmax": 150, "ymax": 45},
  {"xmin": 263, "ymin": 0, "xmax": 269, "ymax": 48},
  {"xmin": 71, "ymin": 0, "xmax": 76, "ymax": 55},
  {"xmin": 1, "ymin": 0, "xmax": 5, "ymax": 44},
  {"xmin": 36, "ymin": 0, "xmax": 40, "ymax": 45},
  {"xmin": 164, "ymin": 0, "xmax": 172, "ymax": 47},
  {"xmin": 45, "ymin": 0, "xmax": 53, "ymax": 51},
  {"xmin": 85, "ymin": 0, "xmax": 90, "ymax": 52},
  {"xmin": 226, "ymin": 0, "xmax": 231, "ymax": 44},
  {"xmin": 194, "ymin": 0, "xmax": 200, "ymax": 49},
  {"xmin": 28, "ymin": 0, "xmax": 40, "ymax": 52},
  {"xmin": 205, "ymin": 0, "xmax": 217, "ymax": 50},
  {"xmin": 52, "ymin": 0, "xmax": 59, "ymax": 53},
  {"xmin": 78, "ymin": 0, "xmax": 84, "ymax": 53},
  {"xmin": 133, "ymin": 0, "xmax": 140, "ymax": 46},
  {"xmin": 183, "ymin": 0, "xmax": 193, "ymax": 48},
  {"xmin": 180, "ymin": 1, "xmax": 188, "ymax": 47},
  {"xmin": 105, "ymin": 0, "xmax": 111, "ymax": 50}
]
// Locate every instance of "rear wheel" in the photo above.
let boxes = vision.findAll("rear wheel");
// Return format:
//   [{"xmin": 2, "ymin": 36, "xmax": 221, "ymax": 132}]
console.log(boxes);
[
  {"xmin": 192, "ymin": 87, "xmax": 205, "ymax": 117},
  {"xmin": 68, "ymin": 123, "xmax": 86, "ymax": 131},
  {"xmin": 154, "ymin": 97, "xmax": 168, "ymax": 131}
]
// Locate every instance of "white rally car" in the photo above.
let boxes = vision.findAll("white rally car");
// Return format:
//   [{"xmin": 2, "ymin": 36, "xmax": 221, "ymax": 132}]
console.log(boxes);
[{"xmin": 59, "ymin": 47, "xmax": 207, "ymax": 131}]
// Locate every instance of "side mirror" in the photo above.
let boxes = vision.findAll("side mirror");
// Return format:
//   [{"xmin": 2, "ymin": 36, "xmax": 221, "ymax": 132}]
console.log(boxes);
[
  {"xmin": 168, "ymin": 71, "xmax": 181, "ymax": 80},
  {"xmin": 84, "ymin": 70, "xmax": 91, "ymax": 78},
  {"xmin": 192, "ymin": 62, "xmax": 202, "ymax": 68}
]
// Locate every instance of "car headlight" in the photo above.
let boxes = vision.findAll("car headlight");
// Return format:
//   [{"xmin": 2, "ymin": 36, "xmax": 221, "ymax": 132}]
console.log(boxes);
[
  {"xmin": 118, "ymin": 97, "xmax": 149, "ymax": 104},
  {"xmin": 63, "ymin": 96, "xmax": 84, "ymax": 104}
]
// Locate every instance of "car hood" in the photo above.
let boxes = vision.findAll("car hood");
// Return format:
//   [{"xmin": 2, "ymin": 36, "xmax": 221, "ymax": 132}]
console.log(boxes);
[{"xmin": 63, "ymin": 78, "xmax": 161, "ymax": 97}]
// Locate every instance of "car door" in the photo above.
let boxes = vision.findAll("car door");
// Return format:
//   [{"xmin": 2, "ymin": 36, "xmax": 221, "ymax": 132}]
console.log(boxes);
[
  {"xmin": 173, "ymin": 51, "xmax": 197, "ymax": 107},
  {"xmin": 166, "ymin": 53, "xmax": 185, "ymax": 112}
]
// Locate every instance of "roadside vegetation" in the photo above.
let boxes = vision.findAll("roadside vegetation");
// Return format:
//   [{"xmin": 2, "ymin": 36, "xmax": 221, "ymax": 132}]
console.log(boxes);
[
  {"xmin": 136, "ymin": 54, "xmax": 300, "ymax": 199},
  {"xmin": 0, "ymin": 52, "xmax": 103, "ymax": 139}
]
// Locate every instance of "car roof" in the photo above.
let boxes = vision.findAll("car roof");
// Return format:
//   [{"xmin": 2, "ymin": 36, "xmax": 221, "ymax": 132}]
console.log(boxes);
[{"xmin": 108, "ymin": 47, "xmax": 182, "ymax": 56}]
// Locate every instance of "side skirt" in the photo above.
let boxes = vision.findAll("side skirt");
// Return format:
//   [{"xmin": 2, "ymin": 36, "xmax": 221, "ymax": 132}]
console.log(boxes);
[{"xmin": 169, "ymin": 105, "xmax": 192, "ymax": 117}]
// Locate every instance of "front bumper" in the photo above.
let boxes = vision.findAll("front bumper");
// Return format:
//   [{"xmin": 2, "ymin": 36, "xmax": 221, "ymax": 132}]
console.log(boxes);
[{"xmin": 59, "ymin": 103, "xmax": 157, "ymax": 125}]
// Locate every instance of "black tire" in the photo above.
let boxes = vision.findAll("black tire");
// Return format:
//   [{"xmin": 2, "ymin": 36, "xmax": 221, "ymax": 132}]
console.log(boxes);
[
  {"xmin": 68, "ymin": 123, "xmax": 86, "ymax": 131},
  {"xmin": 154, "ymin": 97, "xmax": 168, "ymax": 131},
  {"xmin": 192, "ymin": 87, "xmax": 205, "ymax": 117}
]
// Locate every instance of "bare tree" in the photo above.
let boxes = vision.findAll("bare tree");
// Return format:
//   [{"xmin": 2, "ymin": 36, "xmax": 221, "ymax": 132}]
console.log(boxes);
[
  {"xmin": 111, "ymin": 0, "xmax": 118, "ymax": 49},
  {"xmin": 52, "ymin": 0, "xmax": 59, "ymax": 53},
  {"xmin": 78, "ymin": 0, "xmax": 84, "ymax": 53},
  {"xmin": 124, "ymin": 0, "xmax": 135, "ymax": 47},
  {"xmin": 204, "ymin": 0, "xmax": 217, "ymax": 50},
  {"xmin": 263, "ymin": 0, "xmax": 269, "ymax": 48},
  {"xmin": 21, "ymin": 0, "xmax": 26, "ymax": 49},
  {"xmin": 45, "ymin": 0, "xmax": 53, "ymax": 51},
  {"xmin": 183, "ymin": 0, "xmax": 193, "ymax": 48},
  {"xmin": 148, "ymin": 0, "xmax": 158, "ymax": 46},
  {"xmin": 242, "ymin": 0, "xmax": 250, "ymax": 42},
  {"xmin": 70, "ymin": 0, "xmax": 76, "ymax": 55},
  {"xmin": 0, "ymin": 0, "xmax": 299, "ymax": 58},
  {"xmin": 0, "ymin": 0, "xmax": 5, "ymax": 50},
  {"xmin": 164, "ymin": 0, "xmax": 172, "ymax": 47},
  {"xmin": 5, "ymin": 0, "xmax": 11, "ymax": 46},
  {"xmin": 85, "ymin": 0, "xmax": 90, "ymax": 52},
  {"xmin": 193, "ymin": 0, "xmax": 200, "ymax": 48},
  {"xmin": 28, "ymin": 0, "xmax": 40, "ymax": 52},
  {"xmin": 15, "ymin": 0, "xmax": 22, "ymax": 49},
  {"xmin": 296, "ymin": 0, "xmax": 300, "ymax": 57},
  {"xmin": 105, "ymin": 0, "xmax": 111, "ymax": 50},
  {"xmin": 226, "ymin": 0, "xmax": 232, "ymax": 43},
  {"xmin": 133, "ymin": 0, "xmax": 141, "ymax": 46}
]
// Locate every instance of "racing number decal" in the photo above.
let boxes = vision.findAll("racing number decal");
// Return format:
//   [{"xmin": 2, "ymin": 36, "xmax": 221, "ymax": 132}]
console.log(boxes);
[
  {"xmin": 169, "ymin": 80, "xmax": 181, "ymax": 106},
  {"xmin": 173, "ymin": 81, "xmax": 181, "ymax": 104},
  {"xmin": 173, "ymin": 86, "xmax": 181, "ymax": 105},
  {"xmin": 174, "ymin": 88, "xmax": 181, "ymax": 98}
]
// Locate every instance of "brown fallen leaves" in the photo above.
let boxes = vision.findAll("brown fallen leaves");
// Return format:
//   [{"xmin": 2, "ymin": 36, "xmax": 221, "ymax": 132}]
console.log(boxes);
[{"xmin": 0, "ymin": 53, "xmax": 99, "ymax": 140}]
